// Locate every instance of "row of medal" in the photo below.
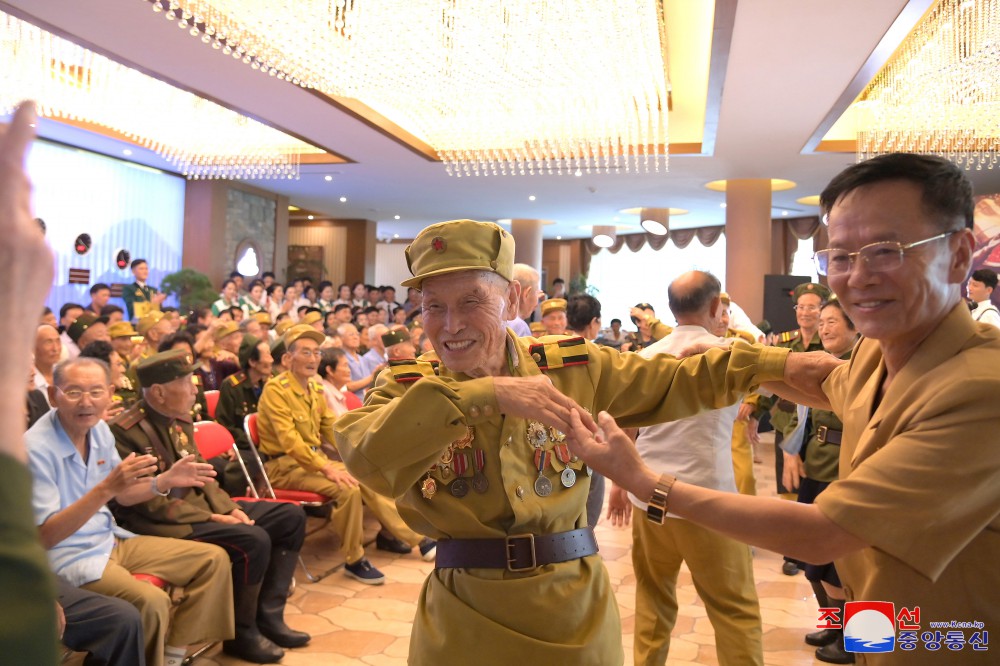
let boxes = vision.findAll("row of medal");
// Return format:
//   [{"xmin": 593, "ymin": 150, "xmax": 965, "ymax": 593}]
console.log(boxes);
[{"xmin": 420, "ymin": 421, "xmax": 591, "ymax": 500}]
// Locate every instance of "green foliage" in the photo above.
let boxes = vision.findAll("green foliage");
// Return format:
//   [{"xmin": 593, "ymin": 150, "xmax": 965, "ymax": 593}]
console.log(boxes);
[
  {"xmin": 160, "ymin": 268, "xmax": 218, "ymax": 312},
  {"xmin": 569, "ymin": 273, "xmax": 598, "ymax": 296}
]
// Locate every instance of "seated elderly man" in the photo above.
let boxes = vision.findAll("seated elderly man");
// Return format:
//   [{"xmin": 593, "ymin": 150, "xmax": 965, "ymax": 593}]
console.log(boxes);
[
  {"xmin": 26, "ymin": 356, "xmax": 233, "ymax": 666},
  {"xmin": 333, "ymin": 219, "xmax": 830, "ymax": 665},
  {"xmin": 564, "ymin": 154, "xmax": 1000, "ymax": 666},
  {"xmin": 110, "ymin": 350, "xmax": 310, "ymax": 664}
]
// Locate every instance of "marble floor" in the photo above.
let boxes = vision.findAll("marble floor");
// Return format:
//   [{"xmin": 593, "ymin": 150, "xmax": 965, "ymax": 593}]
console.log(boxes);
[{"xmin": 193, "ymin": 433, "xmax": 824, "ymax": 665}]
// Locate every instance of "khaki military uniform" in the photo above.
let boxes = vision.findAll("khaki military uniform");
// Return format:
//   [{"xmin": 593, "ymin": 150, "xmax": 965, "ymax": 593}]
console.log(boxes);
[
  {"xmin": 256, "ymin": 372, "xmax": 426, "ymax": 561},
  {"xmin": 334, "ymin": 333, "xmax": 787, "ymax": 665},
  {"xmin": 815, "ymin": 305, "xmax": 1000, "ymax": 665},
  {"xmin": 726, "ymin": 328, "xmax": 760, "ymax": 495}
]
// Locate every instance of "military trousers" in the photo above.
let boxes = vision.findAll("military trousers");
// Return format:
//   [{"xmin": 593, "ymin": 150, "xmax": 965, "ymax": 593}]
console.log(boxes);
[
  {"xmin": 264, "ymin": 455, "xmax": 366, "ymax": 563},
  {"xmin": 730, "ymin": 419, "xmax": 757, "ymax": 496},
  {"xmin": 81, "ymin": 535, "xmax": 234, "ymax": 666},
  {"xmin": 632, "ymin": 515, "xmax": 763, "ymax": 666}
]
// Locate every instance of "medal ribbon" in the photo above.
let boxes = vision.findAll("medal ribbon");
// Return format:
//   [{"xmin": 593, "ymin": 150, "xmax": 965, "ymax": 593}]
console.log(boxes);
[
  {"xmin": 554, "ymin": 443, "xmax": 571, "ymax": 464},
  {"xmin": 534, "ymin": 449, "xmax": 549, "ymax": 474},
  {"xmin": 474, "ymin": 449, "xmax": 486, "ymax": 473},
  {"xmin": 451, "ymin": 451, "xmax": 469, "ymax": 477}
]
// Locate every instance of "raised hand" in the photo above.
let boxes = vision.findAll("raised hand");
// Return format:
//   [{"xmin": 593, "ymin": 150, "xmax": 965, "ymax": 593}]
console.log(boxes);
[
  {"xmin": 162, "ymin": 453, "xmax": 217, "ymax": 489},
  {"xmin": 493, "ymin": 375, "xmax": 597, "ymax": 434}
]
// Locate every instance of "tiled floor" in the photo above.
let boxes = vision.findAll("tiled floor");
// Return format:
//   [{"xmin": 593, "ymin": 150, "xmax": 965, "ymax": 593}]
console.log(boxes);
[{"xmin": 195, "ymin": 432, "xmax": 823, "ymax": 665}]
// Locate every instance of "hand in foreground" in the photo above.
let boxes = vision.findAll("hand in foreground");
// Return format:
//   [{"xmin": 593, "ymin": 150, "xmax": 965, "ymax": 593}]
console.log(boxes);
[
  {"xmin": 564, "ymin": 409, "xmax": 648, "ymax": 495},
  {"xmin": 493, "ymin": 375, "xmax": 597, "ymax": 434},
  {"xmin": 606, "ymin": 484, "xmax": 632, "ymax": 527},
  {"xmin": 100, "ymin": 453, "xmax": 159, "ymax": 496},
  {"xmin": 323, "ymin": 463, "xmax": 359, "ymax": 488},
  {"xmin": 162, "ymin": 454, "xmax": 217, "ymax": 489},
  {"xmin": 228, "ymin": 508, "xmax": 255, "ymax": 525},
  {"xmin": 781, "ymin": 452, "xmax": 804, "ymax": 492}
]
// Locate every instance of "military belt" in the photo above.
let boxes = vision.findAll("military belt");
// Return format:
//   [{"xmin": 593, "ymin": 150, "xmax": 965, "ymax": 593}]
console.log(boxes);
[
  {"xmin": 435, "ymin": 527, "xmax": 598, "ymax": 572},
  {"xmin": 816, "ymin": 425, "xmax": 843, "ymax": 445}
]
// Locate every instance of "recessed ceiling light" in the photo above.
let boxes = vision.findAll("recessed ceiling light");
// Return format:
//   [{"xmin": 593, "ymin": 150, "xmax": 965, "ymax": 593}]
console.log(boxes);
[
  {"xmin": 307, "ymin": 215, "xmax": 314, "ymax": 220},
  {"xmin": 394, "ymin": 215, "xmax": 400, "ymax": 220},
  {"xmin": 339, "ymin": 196, "xmax": 347, "ymax": 202},
  {"xmin": 528, "ymin": 195, "xmax": 536, "ymax": 201},
  {"xmin": 556, "ymin": 235, "xmax": 562, "ymax": 240},
  {"xmin": 393, "ymin": 233, "xmax": 399, "ymax": 239},
  {"xmin": 324, "ymin": 175, "xmax": 333, "ymax": 181},
  {"xmin": 781, "ymin": 211, "xmax": 789, "ymax": 216},
  {"xmin": 122, "ymin": 149, "xmax": 133, "ymax": 156}
]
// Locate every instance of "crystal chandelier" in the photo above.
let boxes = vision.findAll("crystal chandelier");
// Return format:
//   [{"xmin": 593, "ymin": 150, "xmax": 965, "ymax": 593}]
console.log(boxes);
[
  {"xmin": 856, "ymin": 0, "xmax": 999, "ymax": 170},
  {"xmin": 145, "ymin": 0, "xmax": 671, "ymax": 176},
  {"xmin": 0, "ymin": 11, "xmax": 325, "ymax": 179}
]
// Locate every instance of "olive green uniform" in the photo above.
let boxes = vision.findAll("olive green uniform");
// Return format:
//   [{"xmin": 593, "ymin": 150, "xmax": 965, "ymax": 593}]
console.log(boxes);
[
  {"xmin": 334, "ymin": 333, "xmax": 788, "ymax": 665},
  {"xmin": 122, "ymin": 282, "xmax": 161, "ymax": 322},
  {"xmin": 214, "ymin": 371, "xmax": 267, "ymax": 494}
]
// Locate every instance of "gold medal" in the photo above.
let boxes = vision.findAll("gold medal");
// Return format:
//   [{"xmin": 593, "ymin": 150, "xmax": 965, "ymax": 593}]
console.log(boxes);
[
  {"xmin": 421, "ymin": 475, "xmax": 437, "ymax": 499},
  {"xmin": 452, "ymin": 426, "xmax": 474, "ymax": 449},
  {"xmin": 526, "ymin": 421, "xmax": 548, "ymax": 448}
]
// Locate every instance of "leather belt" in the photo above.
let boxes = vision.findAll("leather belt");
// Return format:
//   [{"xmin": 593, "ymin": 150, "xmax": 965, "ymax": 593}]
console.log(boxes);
[
  {"xmin": 816, "ymin": 425, "xmax": 843, "ymax": 445},
  {"xmin": 436, "ymin": 527, "xmax": 598, "ymax": 572}
]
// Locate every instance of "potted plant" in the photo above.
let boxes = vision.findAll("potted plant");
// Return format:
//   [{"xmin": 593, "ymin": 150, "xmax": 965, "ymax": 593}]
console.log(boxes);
[{"xmin": 161, "ymin": 268, "xmax": 219, "ymax": 313}]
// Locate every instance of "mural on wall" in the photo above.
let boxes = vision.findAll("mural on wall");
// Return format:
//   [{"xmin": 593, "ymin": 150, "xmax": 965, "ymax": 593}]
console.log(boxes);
[
  {"xmin": 287, "ymin": 245, "xmax": 325, "ymax": 282},
  {"xmin": 226, "ymin": 188, "xmax": 275, "ymax": 279},
  {"xmin": 973, "ymin": 194, "xmax": 1000, "ymax": 308},
  {"xmin": 28, "ymin": 139, "xmax": 185, "ymax": 314}
]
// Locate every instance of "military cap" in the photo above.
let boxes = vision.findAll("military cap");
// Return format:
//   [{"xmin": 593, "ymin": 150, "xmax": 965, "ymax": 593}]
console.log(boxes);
[
  {"xmin": 136, "ymin": 311, "xmax": 165, "ymax": 335},
  {"xmin": 381, "ymin": 329, "xmax": 409, "ymax": 348},
  {"xmin": 238, "ymin": 335, "xmax": 262, "ymax": 367},
  {"xmin": 792, "ymin": 282, "xmax": 831, "ymax": 302},
  {"xmin": 300, "ymin": 310, "xmax": 323, "ymax": 327},
  {"xmin": 213, "ymin": 321, "xmax": 242, "ymax": 342},
  {"xmin": 67, "ymin": 313, "xmax": 109, "ymax": 343},
  {"xmin": 284, "ymin": 324, "xmax": 325, "ymax": 349},
  {"xmin": 273, "ymin": 319, "xmax": 294, "ymax": 336},
  {"xmin": 108, "ymin": 321, "xmax": 138, "ymax": 339},
  {"xmin": 135, "ymin": 349, "xmax": 199, "ymax": 386},
  {"xmin": 529, "ymin": 321, "xmax": 547, "ymax": 335},
  {"xmin": 541, "ymin": 298, "xmax": 567, "ymax": 316},
  {"xmin": 401, "ymin": 219, "xmax": 515, "ymax": 288},
  {"xmin": 270, "ymin": 335, "xmax": 287, "ymax": 359},
  {"xmin": 252, "ymin": 311, "xmax": 273, "ymax": 326}
]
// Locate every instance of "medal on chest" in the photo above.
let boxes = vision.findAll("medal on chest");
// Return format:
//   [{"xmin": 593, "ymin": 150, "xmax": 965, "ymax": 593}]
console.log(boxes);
[{"xmin": 533, "ymin": 449, "xmax": 553, "ymax": 496}]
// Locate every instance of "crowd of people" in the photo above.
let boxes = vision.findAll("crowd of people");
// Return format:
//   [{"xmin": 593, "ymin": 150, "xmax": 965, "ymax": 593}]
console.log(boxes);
[{"xmin": 3, "ymin": 99, "xmax": 997, "ymax": 666}]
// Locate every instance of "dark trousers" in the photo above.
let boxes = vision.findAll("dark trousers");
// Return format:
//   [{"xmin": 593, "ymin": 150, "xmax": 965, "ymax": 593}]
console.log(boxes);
[
  {"xmin": 187, "ymin": 500, "xmax": 305, "ymax": 587},
  {"xmin": 58, "ymin": 578, "xmax": 145, "ymax": 666}
]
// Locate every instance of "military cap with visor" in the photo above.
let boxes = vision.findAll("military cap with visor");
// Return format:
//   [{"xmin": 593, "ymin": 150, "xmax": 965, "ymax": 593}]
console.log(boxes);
[
  {"xmin": 135, "ymin": 349, "xmax": 200, "ymax": 386},
  {"xmin": 401, "ymin": 219, "xmax": 515, "ymax": 289}
]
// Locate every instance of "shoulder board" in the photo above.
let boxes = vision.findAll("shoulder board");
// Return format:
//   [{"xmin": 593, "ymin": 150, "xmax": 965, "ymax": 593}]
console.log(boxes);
[
  {"xmin": 277, "ymin": 375, "xmax": 290, "ymax": 388},
  {"xmin": 310, "ymin": 379, "xmax": 325, "ymax": 393},
  {"xmin": 776, "ymin": 330, "xmax": 801, "ymax": 343},
  {"xmin": 228, "ymin": 371, "xmax": 246, "ymax": 387},
  {"xmin": 528, "ymin": 335, "xmax": 589, "ymax": 371},
  {"xmin": 111, "ymin": 404, "xmax": 145, "ymax": 430},
  {"xmin": 388, "ymin": 358, "xmax": 439, "ymax": 383},
  {"xmin": 728, "ymin": 329, "xmax": 756, "ymax": 344}
]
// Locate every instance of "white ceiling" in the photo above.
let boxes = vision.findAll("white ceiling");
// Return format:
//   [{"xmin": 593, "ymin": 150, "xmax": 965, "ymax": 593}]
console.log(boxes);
[{"xmin": 7, "ymin": 0, "xmax": 1000, "ymax": 240}]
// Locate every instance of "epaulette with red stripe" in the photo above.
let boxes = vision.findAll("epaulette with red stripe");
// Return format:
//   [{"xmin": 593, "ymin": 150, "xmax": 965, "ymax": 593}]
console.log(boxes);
[
  {"xmin": 110, "ymin": 403, "xmax": 145, "ymax": 430},
  {"xmin": 527, "ymin": 335, "xmax": 589, "ymax": 371},
  {"xmin": 388, "ymin": 358, "xmax": 439, "ymax": 383}
]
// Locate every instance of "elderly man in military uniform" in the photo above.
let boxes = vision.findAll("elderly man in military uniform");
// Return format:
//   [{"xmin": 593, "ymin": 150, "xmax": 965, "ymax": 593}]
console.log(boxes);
[
  {"xmin": 110, "ymin": 350, "xmax": 310, "ymax": 664},
  {"xmin": 760, "ymin": 281, "xmax": 830, "ymax": 575},
  {"xmin": 332, "ymin": 219, "xmax": 822, "ymax": 665},
  {"xmin": 539, "ymin": 297, "xmax": 568, "ymax": 335}
]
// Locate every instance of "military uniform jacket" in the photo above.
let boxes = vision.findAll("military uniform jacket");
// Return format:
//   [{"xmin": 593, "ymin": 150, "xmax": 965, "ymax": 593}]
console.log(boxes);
[
  {"xmin": 814, "ymin": 305, "xmax": 1000, "ymax": 665},
  {"xmin": 256, "ymin": 371, "xmax": 337, "ymax": 474},
  {"xmin": 122, "ymin": 282, "xmax": 159, "ymax": 322},
  {"xmin": 109, "ymin": 401, "xmax": 239, "ymax": 538},
  {"xmin": 216, "ymin": 371, "xmax": 264, "ymax": 450},
  {"xmin": 334, "ymin": 332, "xmax": 788, "ymax": 665}
]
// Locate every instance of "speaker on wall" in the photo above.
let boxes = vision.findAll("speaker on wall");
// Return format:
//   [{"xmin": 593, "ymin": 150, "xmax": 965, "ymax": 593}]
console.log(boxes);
[{"xmin": 763, "ymin": 274, "xmax": 811, "ymax": 335}]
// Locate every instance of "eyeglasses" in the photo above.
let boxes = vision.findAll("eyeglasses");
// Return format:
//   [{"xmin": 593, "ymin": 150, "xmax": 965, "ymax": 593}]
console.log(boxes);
[
  {"xmin": 793, "ymin": 304, "xmax": 821, "ymax": 312},
  {"xmin": 813, "ymin": 230, "xmax": 959, "ymax": 277},
  {"xmin": 57, "ymin": 386, "xmax": 109, "ymax": 402},
  {"xmin": 293, "ymin": 348, "xmax": 321, "ymax": 359}
]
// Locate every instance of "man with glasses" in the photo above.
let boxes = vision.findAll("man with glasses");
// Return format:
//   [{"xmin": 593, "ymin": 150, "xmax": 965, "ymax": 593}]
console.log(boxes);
[
  {"xmin": 763, "ymin": 281, "xmax": 830, "ymax": 576},
  {"xmin": 565, "ymin": 153, "xmax": 999, "ymax": 666},
  {"xmin": 26, "ymin": 356, "xmax": 234, "ymax": 666},
  {"xmin": 256, "ymin": 325, "xmax": 386, "ymax": 584}
]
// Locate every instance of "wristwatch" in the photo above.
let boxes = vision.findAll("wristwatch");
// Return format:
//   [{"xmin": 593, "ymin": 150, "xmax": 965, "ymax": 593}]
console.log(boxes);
[{"xmin": 646, "ymin": 473, "xmax": 676, "ymax": 525}]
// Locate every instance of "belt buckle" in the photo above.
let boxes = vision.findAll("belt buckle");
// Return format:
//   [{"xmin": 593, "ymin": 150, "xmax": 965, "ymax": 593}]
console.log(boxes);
[
  {"xmin": 816, "ymin": 425, "xmax": 828, "ymax": 443},
  {"xmin": 506, "ymin": 533, "xmax": 537, "ymax": 572}
]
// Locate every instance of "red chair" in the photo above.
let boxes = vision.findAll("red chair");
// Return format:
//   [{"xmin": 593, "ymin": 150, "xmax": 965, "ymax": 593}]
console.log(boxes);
[
  {"xmin": 203, "ymin": 390, "xmax": 220, "ymax": 420},
  {"xmin": 243, "ymin": 413, "xmax": 339, "ymax": 582},
  {"xmin": 193, "ymin": 420, "xmax": 262, "ymax": 501}
]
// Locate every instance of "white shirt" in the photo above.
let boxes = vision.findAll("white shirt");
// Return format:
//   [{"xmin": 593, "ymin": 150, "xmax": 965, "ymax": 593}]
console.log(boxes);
[
  {"xmin": 971, "ymin": 300, "xmax": 1000, "ymax": 329},
  {"xmin": 627, "ymin": 325, "xmax": 741, "ymax": 516}
]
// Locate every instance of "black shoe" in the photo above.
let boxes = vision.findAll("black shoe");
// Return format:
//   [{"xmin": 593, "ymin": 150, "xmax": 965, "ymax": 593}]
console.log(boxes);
[
  {"xmin": 781, "ymin": 560, "xmax": 800, "ymax": 576},
  {"xmin": 806, "ymin": 628, "xmax": 840, "ymax": 647},
  {"xmin": 258, "ymin": 549, "xmax": 310, "ymax": 649},
  {"xmin": 344, "ymin": 558, "xmax": 386, "ymax": 585},
  {"xmin": 223, "ymin": 634, "xmax": 284, "ymax": 664},
  {"xmin": 418, "ymin": 538, "xmax": 437, "ymax": 562},
  {"xmin": 376, "ymin": 532, "xmax": 413, "ymax": 555},
  {"xmin": 816, "ymin": 635, "xmax": 855, "ymax": 664}
]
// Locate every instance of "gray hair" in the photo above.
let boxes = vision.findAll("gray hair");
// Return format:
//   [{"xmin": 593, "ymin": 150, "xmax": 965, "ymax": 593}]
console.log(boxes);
[{"xmin": 52, "ymin": 357, "xmax": 111, "ymax": 387}]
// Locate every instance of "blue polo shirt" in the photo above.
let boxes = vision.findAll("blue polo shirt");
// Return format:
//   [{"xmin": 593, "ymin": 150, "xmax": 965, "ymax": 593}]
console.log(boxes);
[{"xmin": 25, "ymin": 411, "xmax": 134, "ymax": 587}]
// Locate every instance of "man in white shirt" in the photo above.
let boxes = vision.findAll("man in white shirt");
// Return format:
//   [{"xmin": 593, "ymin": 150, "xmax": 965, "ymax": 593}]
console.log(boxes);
[
  {"xmin": 967, "ymin": 268, "xmax": 1000, "ymax": 329},
  {"xmin": 608, "ymin": 270, "xmax": 763, "ymax": 666},
  {"xmin": 507, "ymin": 263, "xmax": 540, "ymax": 336}
]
